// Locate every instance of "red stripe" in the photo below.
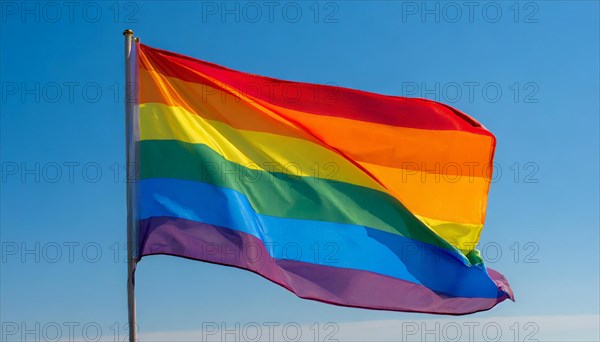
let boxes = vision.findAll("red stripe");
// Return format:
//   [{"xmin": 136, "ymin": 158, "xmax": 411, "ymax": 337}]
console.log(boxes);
[{"xmin": 139, "ymin": 44, "xmax": 493, "ymax": 136}]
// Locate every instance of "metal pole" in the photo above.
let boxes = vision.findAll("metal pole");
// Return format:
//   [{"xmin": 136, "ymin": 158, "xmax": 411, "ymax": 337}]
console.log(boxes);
[{"xmin": 123, "ymin": 28, "xmax": 138, "ymax": 342}]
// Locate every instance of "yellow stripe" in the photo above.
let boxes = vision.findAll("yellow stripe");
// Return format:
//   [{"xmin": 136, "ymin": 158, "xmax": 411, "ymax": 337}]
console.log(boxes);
[
  {"xmin": 357, "ymin": 160, "xmax": 489, "ymax": 251},
  {"xmin": 141, "ymin": 102, "xmax": 382, "ymax": 190},
  {"xmin": 358, "ymin": 161, "xmax": 490, "ymax": 224},
  {"xmin": 415, "ymin": 216, "xmax": 483, "ymax": 255}
]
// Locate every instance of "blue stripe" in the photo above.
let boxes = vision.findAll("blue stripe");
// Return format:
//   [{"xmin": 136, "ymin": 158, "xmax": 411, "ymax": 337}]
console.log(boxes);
[{"xmin": 139, "ymin": 178, "xmax": 501, "ymax": 298}]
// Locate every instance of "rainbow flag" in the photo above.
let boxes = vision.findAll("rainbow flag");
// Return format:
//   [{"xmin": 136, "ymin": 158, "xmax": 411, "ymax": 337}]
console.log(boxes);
[{"xmin": 134, "ymin": 44, "xmax": 513, "ymax": 314}]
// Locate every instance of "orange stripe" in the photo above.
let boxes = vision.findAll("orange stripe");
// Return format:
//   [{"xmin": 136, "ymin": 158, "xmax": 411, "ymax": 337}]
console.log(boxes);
[
  {"xmin": 260, "ymin": 102, "xmax": 495, "ymax": 179},
  {"xmin": 140, "ymin": 68, "xmax": 494, "ymax": 179},
  {"xmin": 139, "ymin": 67, "xmax": 305, "ymax": 140}
]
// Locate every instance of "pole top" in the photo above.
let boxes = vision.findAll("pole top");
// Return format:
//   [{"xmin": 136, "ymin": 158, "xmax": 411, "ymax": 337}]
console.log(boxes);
[{"xmin": 123, "ymin": 29, "xmax": 134, "ymax": 36}]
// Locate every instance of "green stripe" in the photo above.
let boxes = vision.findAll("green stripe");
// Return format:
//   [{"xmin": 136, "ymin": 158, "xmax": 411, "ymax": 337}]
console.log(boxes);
[{"xmin": 140, "ymin": 139, "xmax": 480, "ymax": 265}]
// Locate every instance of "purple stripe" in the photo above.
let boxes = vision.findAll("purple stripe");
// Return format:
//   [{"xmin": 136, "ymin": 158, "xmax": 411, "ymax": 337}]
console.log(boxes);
[{"xmin": 138, "ymin": 216, "xmax": 511, "ymax": 315}]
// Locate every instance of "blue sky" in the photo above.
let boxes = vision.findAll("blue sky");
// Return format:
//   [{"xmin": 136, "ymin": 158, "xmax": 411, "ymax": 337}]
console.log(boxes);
[{"xmin": 1, "ymin": 1, "xmax": 599, "ymax": 341}]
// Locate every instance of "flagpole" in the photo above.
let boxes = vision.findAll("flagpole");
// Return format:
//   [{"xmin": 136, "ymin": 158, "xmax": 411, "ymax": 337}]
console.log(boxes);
[{"xmin": 123, "ymin": 28, "xmax": 138, "ymax": 342}]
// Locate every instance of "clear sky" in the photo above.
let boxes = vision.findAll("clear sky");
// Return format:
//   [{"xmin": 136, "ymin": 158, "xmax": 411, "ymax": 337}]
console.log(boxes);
[{"xmin": 1, "ymin": 1, "xmax": 599, "ymax": 341}]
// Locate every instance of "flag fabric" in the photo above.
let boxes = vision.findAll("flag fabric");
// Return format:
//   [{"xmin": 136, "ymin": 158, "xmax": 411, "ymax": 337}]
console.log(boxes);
[{"xmin": 134, "ymin": 43, "xmax": 513, "ymax": 315}]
